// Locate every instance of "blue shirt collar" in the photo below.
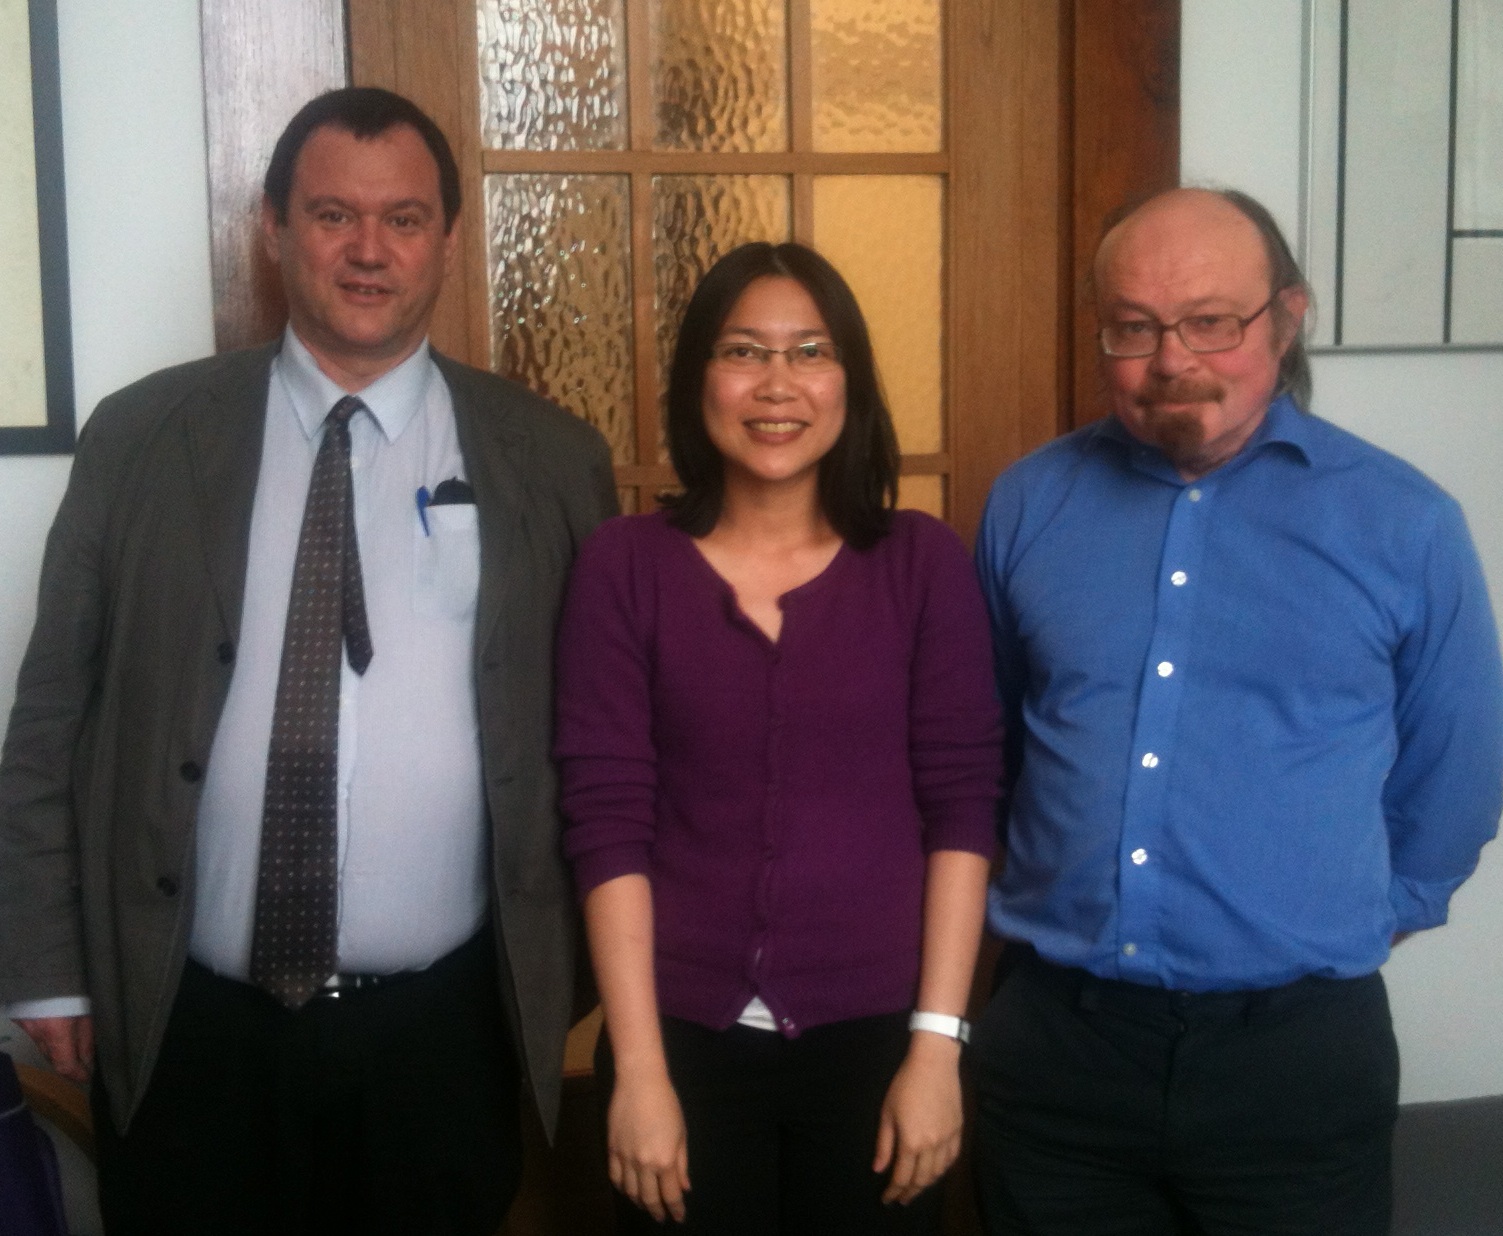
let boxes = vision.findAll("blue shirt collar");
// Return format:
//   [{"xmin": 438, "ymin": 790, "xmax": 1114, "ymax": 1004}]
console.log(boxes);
[
  {"xmin": 275, "ymin": 327, "xmax": 435, "ymax": 444},
  {"xmin": 1096, "ymin": 393, "xmax": 1318, "ymax": 478}
]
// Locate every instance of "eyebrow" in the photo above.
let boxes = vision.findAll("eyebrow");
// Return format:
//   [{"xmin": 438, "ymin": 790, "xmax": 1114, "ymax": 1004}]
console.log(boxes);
[
  {"xmin": 301, "ymin": 195, "xmax": 436, "ymax": 217},
  {"xmin": 716, "ymin": 324, "xmax": 832, "ymax": 339}
]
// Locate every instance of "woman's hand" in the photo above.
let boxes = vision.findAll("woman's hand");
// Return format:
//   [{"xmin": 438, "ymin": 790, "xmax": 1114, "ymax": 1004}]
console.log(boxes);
[
  {"xmin": 872, "ymin": 1031, "xmax": 964, "ymax": 1205},
  {"xmin": 607, "ymin": 1067, "xmax": 691, "ymax": 1223}
]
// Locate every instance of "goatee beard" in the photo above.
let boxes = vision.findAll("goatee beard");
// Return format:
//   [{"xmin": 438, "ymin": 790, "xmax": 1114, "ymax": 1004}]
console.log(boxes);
[{"xmin": 1135, "ymin": 378, "xmax": 1224, "ymax": 467}]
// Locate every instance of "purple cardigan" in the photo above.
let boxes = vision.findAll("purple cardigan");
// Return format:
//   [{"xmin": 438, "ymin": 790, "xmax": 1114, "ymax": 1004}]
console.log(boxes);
[{"xmin": 554, "ymin": 509, "xmax": 1001, "ymax": 1036}]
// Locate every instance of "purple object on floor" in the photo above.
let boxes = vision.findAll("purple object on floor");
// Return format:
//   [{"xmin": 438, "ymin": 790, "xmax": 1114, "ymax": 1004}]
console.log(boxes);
[{"xmin": 0, "ymin": 1051, "xmax": 68, "ymax": 1236}]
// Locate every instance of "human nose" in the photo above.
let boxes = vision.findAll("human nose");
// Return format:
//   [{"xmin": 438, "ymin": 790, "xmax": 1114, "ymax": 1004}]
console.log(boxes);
[
  {"xmin": 1148, "ymin": 323, "xmax": 1197, "ymax": 376},
  {"xmin": 752, "ymin": 354, "xmax": 798, "ymax": 398},
  {"xmin": 346, "ymin": 216, "xmax": 386, "ymax": 267}
]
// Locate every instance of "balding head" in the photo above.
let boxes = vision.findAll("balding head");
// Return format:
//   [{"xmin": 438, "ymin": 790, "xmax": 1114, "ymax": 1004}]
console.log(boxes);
[{"xmin": 1092, "ymin": 189, "xmax": 1309, "ymax": 480}]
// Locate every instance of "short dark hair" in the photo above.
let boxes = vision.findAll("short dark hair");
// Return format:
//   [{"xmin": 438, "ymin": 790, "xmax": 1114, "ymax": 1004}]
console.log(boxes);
[
  {"xmin": 1213, "ymin": 189, "xmax": 1313, "ymax": 411},
  {"xmin": 263, "ymin": 87, "xmax": 461, "ymax": 233},
  {"xmin": 662, "ymin": 242, "xmax": 899, "ymax": 551}
]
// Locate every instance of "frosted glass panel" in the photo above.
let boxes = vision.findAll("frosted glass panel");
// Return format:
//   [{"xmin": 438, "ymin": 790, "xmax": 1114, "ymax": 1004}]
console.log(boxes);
[
  {"xmin": 477, "ymin": 0, "xmax": 628, "ymax": 151},
  {"xmin": 651, "ymin": 0, "xmax": 787, "ymax": 151},
  {"xmin": 653, "ymin": 175, "xmax": 791, "ymax": 457},
  {"xmin": 1452, "ymin": 238, "xmax": 1503, "ymax": 344},
  {"xmin": 486, "ymin": 175, "xmax": 635, "ymax": 462},
  {"xmin": 1457, "ymin": 0, "xmax": 1503, "ymax": 230},
  {"xmin": 897, "ymin": 474, "xmax": 944, "ymax": 518},
  {"xmin": 812, "ymin": 177, "xmax": 943, "ymax": 455},
  {"xmin": 811, "ymin": 0, "xmax": 942, "ymax": 152}
]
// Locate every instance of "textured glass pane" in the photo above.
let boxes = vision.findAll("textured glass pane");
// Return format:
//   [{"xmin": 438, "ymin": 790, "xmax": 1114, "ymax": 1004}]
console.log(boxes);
[
  {"xmin": 651, "ymin": 0, "xmax": 787, "ymax": 151},
  {"xmin": 477, "ymin": 0, "xmax": 627, "ymax": 150},
  {"xmin": 812, "ymin": 0, "xmax": 942, "ymax": 152},
  {"xmin": 486, "ymin": 175, "xmax": 635, "ymax": 461},
  {"xmin": 653, "ymin": 176, "xmax": 791, "ymax": 459},
  {"xmin": 897, "ymin": 474, "xmax": 945, "ymax": 518},
  {"xmin": 812, "ymin": 177, "xmax": 943, "ymax": 455}
]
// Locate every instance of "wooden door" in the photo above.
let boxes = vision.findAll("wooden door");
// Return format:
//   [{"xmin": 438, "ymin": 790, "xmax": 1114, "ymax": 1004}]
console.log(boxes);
[{"xmin": 205, "ymin": 0, "xmax": 1178, "ymax": 543}]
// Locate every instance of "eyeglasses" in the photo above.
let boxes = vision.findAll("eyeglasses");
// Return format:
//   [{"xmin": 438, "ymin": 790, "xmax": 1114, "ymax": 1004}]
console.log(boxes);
[
  {"xmin": 1098, "ymin": 298, "xmax": 1275, "ymax": 358},
  {"xmin": 709, "ymin": 340, "xmax": 843, "ymax": 371}
]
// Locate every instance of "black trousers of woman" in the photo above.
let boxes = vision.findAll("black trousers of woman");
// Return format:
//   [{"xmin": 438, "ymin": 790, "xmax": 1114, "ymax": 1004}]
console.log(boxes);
[{"xmin": 598, "ymin": 1011, "xmax": 944, "ymax": 1236}]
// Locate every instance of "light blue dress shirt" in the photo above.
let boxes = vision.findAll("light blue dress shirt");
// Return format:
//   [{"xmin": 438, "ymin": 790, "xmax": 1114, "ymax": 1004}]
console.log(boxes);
[
  {"xmin": 189, "ymin": 331, "xmax": 489, "ymax": 980},
  {"xmin": 976, "ymin": 396, "xmax": 1503, "ymax": 992}
]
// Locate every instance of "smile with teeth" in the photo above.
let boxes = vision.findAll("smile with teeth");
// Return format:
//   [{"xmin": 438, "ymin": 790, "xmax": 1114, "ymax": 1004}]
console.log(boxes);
[
  {"xmin": 746, "ymin": 419, "xmax": 806, "ymax": 433},
  {"xmin": 340, "ymin": 280, "xmax": 391, "ymax": 298}
]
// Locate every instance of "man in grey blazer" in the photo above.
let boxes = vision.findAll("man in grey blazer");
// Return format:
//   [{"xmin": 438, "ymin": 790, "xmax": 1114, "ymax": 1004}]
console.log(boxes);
[{"xmin": 0, "ymin": 87, "xmax": 615, "ymax": 1233}]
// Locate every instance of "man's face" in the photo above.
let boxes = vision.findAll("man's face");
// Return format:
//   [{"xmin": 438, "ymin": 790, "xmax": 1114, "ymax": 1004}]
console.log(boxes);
[
  {"xmin": 1094, "ymin": 190, "xmax": 1307, "ymax": 479},
  {"xmin": 262, "ymin": 122, "xmax": 456, "ymax": 390}
]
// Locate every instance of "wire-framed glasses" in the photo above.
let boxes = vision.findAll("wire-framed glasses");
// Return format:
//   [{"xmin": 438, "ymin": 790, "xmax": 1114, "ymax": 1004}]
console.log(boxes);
[
  {"xmin": 709, "ymin": 340, "xmax": 843, "ymax": 371},
  {"xmin": 1098, "ymin": 298, "xmax": 1275, "ymax": 358}
]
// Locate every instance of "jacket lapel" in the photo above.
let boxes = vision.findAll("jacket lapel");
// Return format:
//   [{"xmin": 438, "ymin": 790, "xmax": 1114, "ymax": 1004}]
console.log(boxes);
[{"xmin": 183, "ymin": 347, "xmax": 275, "ymax": 642}]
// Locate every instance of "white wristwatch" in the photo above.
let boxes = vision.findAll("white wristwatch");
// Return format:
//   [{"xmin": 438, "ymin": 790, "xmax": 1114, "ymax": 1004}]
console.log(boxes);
[{"xmin": 908, "ymin": 1010, "xmax": 972, "ymax": 1044}]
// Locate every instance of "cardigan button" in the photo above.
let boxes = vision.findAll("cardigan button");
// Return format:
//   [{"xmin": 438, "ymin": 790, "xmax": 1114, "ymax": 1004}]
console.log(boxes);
[
  {"xmin": 179, "ymin": 761, "xmax": 202, "ymax": 782},
  {"xmin": 216, "ymin": 641, "xmax": 235, "ymax": 665},
  {"xmin": 156, "ymin": 876, "xmax": 179, "ymax": 897}
]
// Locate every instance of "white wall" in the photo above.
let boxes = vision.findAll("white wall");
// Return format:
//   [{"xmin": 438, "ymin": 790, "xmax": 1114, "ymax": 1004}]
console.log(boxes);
[
  {"xmin": 0, "ymin": 0, "xmax": 214, "ymax": 728},
  {"xmin": 1184, "ymin": 0, "xmax": 1503, "ymax": 1103}
]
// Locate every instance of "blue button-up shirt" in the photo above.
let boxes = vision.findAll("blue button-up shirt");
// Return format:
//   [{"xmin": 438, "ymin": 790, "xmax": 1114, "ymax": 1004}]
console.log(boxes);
[{"xmin": 976, "ymin": 397, "xmax": 1503, "ymax": 991}]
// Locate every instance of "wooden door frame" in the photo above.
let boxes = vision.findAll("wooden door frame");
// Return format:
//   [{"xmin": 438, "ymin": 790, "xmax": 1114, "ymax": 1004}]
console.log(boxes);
[{"xmin": 204, "ymin": 0, "xmax": 1178, "ymax": 544}]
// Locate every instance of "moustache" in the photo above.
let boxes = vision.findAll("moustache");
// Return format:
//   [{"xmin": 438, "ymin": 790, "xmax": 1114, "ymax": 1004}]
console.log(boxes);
[{"xmin": 1137, "ymin": 378, "xmax": 1225, "ymax": 408}]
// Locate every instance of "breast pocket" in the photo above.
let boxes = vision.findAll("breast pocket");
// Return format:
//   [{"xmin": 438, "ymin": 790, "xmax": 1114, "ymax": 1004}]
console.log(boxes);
[{"xmin": 413, "ymin": 503, "xmax": 481, "ymax": 620}]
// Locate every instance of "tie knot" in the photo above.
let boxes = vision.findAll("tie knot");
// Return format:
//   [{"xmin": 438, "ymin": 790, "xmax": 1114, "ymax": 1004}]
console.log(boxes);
[{"xmin": 327, "ymin": 395, "xmax": 365, "ymax": 427}]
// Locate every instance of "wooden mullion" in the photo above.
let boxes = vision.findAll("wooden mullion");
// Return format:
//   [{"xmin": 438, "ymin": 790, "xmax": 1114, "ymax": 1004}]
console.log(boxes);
[
  {"xmin": 450, "ymin": 0, "xmax": 491, "ymax": 369},
  {"xmin": 626, "ymin": 0, "xmax": 662, "ymax": 493},
  {"xmin": 479, "ymin": 150, "xmax": 949, "ymax": 175},
  {"xmin": 789, "ymin": 0, "xmax": 814, "ymax": 241}
]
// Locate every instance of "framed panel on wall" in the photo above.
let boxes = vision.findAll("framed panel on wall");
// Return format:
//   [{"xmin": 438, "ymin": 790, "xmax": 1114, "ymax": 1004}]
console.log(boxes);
[
  {"xmin": 1, "ymin": 0, "xmax": 75, "ymax": 454},
  {"xmin": 1302, "ymin": 0, "xmax": 1503, "ymax": 350}
]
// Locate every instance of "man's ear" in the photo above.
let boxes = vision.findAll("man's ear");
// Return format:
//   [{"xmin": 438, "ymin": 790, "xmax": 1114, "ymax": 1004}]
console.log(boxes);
[
  {"xmin": 442, "ymin": 215, "xmax": 460, "ymax": 275},
  {"xmin": 1274, "ymin": 284, "xmax": 1309, "ymax": 351},
  {"xmin": 259, "ymin": 196, "xmax": 283, "ymax": 265}
]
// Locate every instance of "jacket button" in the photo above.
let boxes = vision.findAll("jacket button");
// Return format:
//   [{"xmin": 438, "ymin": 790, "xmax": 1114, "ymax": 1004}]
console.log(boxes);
[
  {"xmin": 179, "ymin": 761, "xmax": 202, "ymax": 782},
  {"xmin": 216, "ymin": 641, "xmax": 235, "ymax": 665},
  {"xmin": 156, "ymin": 876, "xmax": 178, "ymax": 897}
]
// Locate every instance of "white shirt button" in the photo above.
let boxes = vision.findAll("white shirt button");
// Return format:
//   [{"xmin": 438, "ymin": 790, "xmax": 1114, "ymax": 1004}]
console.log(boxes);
[
  {"xmin": 1157, "ymin": 661, "xmax": 1174, "ymax": 678},
  {"xmin": 1188, "ymin": 488, "xmax": 1202, "ymax": 502},
  {"xmin": 1131, "ymin": 848, "xmax": 1148, "ymax": 865},
  {"xmin": 1171, "ymin": 571, "xmax": 1188, "ymax": 586},
  {"xmin": 1141, "ymin": 752, "xmax": 1160, "ymax": 769},
  {"xmin": 1122, "ymin": 942, "xmax": 1139, "ymax": 956}
]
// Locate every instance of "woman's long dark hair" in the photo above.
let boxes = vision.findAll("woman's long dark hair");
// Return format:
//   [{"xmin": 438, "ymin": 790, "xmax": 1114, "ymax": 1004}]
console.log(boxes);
[{"xmin": 661, "ymin": 242, "xmax": 899, "ymax": 550}]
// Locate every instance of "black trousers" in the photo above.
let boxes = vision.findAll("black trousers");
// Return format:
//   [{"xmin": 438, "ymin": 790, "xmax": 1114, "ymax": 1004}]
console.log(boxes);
[
  {"xmin": 93, "ymin": 929, "xmax": 522, "ymax": 1236},
  {"xmin": 597, "ymin": 1012, "xmax": 943, "ymax": 1236},
  {"xmin": 969, "ymin": 948, "xmax": 1400, "ymax": 1236}
]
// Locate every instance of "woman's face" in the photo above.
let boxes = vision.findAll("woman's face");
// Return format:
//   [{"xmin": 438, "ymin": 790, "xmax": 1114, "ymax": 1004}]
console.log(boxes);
[{"xmin": 702, "ymin": 275, "xmax": 847, "ymax": 494}]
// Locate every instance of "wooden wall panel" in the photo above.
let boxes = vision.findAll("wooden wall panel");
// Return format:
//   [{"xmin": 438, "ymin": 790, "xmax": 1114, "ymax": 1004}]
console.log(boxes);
[
  {"xmin": 201, "ymin": 0, "xmax": 346, "ymax": 352},
  {"xmin": 949, "ymin": 0, "xmax": 1065, "ymax": 544},
  {"xmin": 347, "ymin": 0, "xmax": 481, "ymax": 365},
  {"xmin": 1066, "ymin": 0, "xmax": 1180, "ymax": 428}
]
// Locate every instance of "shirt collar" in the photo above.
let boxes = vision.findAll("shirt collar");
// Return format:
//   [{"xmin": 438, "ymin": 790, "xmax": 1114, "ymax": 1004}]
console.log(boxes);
[
  {"xmin": 275, "ymin": 327, "xmax": 435, "ymax": 444},
  {"xmin": 1095, "ymin": 392, "xmax": 1318, "ymax": 475}
]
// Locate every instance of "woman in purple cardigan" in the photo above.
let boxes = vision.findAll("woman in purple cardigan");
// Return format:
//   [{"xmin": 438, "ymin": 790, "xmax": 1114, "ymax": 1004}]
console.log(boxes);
[{"xmin": 554, "ymin": 242, "xmax": 1001, "ymax": 1234}]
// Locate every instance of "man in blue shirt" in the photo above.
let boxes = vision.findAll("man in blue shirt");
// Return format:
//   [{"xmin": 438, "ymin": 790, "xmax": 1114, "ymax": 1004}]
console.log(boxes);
[{"xmin": 970, "ymin": 187, "xmax": 1503, "ymax": 1235}]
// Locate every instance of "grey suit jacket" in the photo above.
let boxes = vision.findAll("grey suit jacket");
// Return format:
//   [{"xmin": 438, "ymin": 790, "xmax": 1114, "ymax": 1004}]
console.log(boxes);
[{"xmin": 0, "ymin": 344, "xmax": 617, "ymax": 1134}]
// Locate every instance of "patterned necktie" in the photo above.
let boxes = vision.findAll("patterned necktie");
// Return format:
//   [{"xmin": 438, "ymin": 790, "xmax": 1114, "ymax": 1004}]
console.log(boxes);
[{"xmin": 250, "ymin": 395, "xmax": 374, "ymax": 1008}]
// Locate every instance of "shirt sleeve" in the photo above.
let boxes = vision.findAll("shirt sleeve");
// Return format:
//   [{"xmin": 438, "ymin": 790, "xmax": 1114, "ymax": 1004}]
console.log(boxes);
[
  {"xmin": 974, "ymin": 476, "xmax": 1029, "ymax": 814},
  {"xmin": 1384, "ymin": 496, "xmax": 1503, "ymax": 931},
  {"xmin": 907, "ymin": 518, "xmax": 1004, "ymax": 857},
  {"xmin": 553, "ymin": 519, "xmax": 661, "ymax": 899}
]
